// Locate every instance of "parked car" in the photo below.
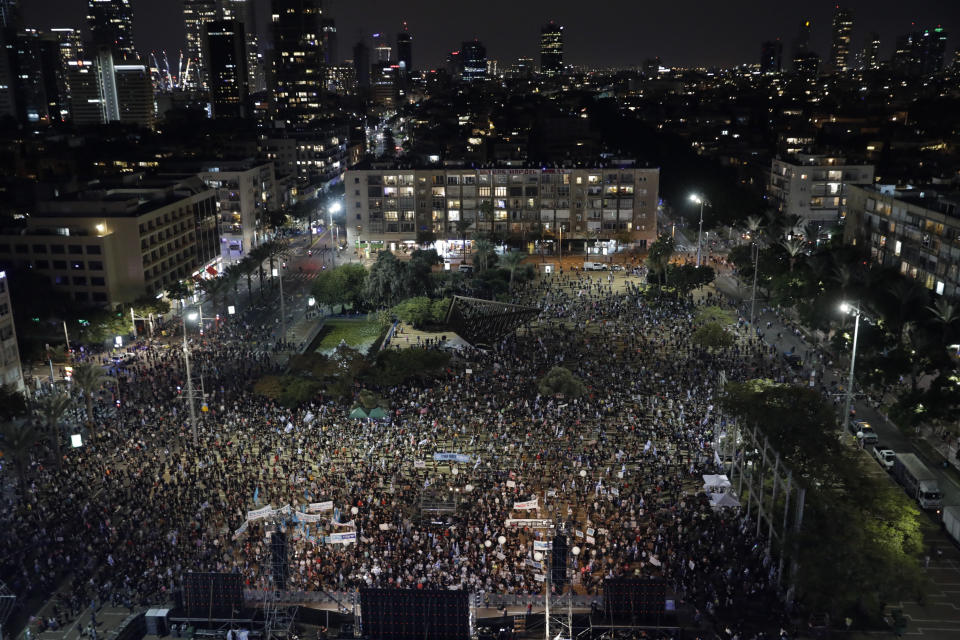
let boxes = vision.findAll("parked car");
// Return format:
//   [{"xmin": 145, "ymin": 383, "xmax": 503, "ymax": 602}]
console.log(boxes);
[
  {"xmin": 583, "ymin": 261, "xmax": 607, "ymax": 271},
  {"xmin": 783, "ymin": 352, "xmax": 803, "ymax": 370},
  {"xmin": 849, "ymin": 419, "xmax": 879, "ymax": 445},
  {"xmin": 458, "ymin": 264, "xmax": 474, "ymax": 274},
  {"xmin": 872, "ymin": 444, "xmax": 896, "ymax": 470}
]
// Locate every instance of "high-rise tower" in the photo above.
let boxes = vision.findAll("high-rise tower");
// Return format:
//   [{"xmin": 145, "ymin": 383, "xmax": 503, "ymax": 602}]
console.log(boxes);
[
  {"xmin": 86, "ymin": 0, "xmax": 136, "ymax": 61},
  {"xmin": 828, "ymin": 6, "xmax": 854, "ymax": 74},
  {"xmin": 397, "ymin": 25, "xmax": 412, "ymax": 73},
  {"xmin": 206, "ymin": 19, "xmax": 249, "ymax": 118},
  {"xmin": 183, "ymin": 0, "xmax": 218, "ymax": 89},
  {"xmin": 271, "ymin": 0, "xmax": 325, "ymax": 124},
  {"xmin": 540, "ymin": 21, "xmax": 563, "ymax": 75},
  {"xmin": 760, "ymin": 40, "xmax": 783, "ymax": 73}
]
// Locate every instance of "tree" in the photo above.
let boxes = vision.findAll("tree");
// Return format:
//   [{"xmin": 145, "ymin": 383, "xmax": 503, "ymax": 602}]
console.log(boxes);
[
  {"xmin": 0, "ymin": 418, "xmax": 43, "ymax": 490},
  {"xmin": 454, "ymin": 219, "xmax": 474, "ymax": 262},
  {"xmin": 646, "ymin": 234, "xmax": 676, "ymax": 287},
  {"xmin": 365, "ymin": 348, "xmax": 451, "ymax": 386},
  {"xmin": 538, "ymin": 366, "xmax": 586, "ymax": 398},
  {"xmin": 311, "ymin": 263, "xmax": 368, "ymax": 310},
  {"xmin": 364, "ymin": 251, "xmax": 406, "ymax": 307},
  {"xmin": 781, "ymin": 238, "xmax": 806, "ymax": 273},
  {"xmin": 35, "ymin": 390, "xmax": 71, "ymax": 469},
  {"xmin": 129, "ymin": 294, "xmax": 170, "ymax": 318},
  {"xmin": 500, "ymin": 251, "xmax": 527, "ymax": 290},
  {"xmin": 927, "ymin": 298, "xmax": 959, "ymax": 346},
  {"xmin": 691, "ymin": 322, "xmax": 735, "ymax": 351},
  {"xmin": 72, "ymin": 361, "xmax": 111, "ymax": 431},
  {"xmin": 391, "ymin": 297, "xmax": 434, "ymax": 328},
  {"xmin": 222, "ymin": 263, "xmax": 246, "ymax": 306},
  {"xmin": 472, "ymin": 237, "xmax": 495, "ymax": 273},
  {"xmin": 165, "ymin": 280, "xmax": 192, "ymax": 311},
  {"xmin": 0, "ymin": 384, "xmax": 28, "ymax": 420}
]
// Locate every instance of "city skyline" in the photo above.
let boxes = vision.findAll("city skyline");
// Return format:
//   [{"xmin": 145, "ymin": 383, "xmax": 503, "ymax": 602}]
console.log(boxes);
[{"xmin": 20, "ymin": 0, "xmax": 958, "ymax": 69}]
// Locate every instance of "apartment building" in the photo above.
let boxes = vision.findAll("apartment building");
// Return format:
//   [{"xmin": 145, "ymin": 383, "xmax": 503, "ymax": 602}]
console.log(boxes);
[
  {"xmin": 0, "ymin": 270, "xmax": 24, "ymax": 391},
  {"xmin": 0, "ymin": 176, "xmax": 218, "ymax": 307},
  {"xmin": 768, "ymin": 154, "xmax": 874, "ymax": 231},
  {"xmin": 344, "ymin": 162, "xmax": 660, "ymax": 251},
  {"xmin": 844, "ymin": 184, "xmax": 960, "ymax": 297},
  {"xmin": 163, "ymin": 159, "xmax": 278, "ymax": 262}
]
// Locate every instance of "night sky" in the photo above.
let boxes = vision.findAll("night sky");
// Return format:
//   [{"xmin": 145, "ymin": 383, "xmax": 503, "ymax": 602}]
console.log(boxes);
[{"xmin": 22, "ymin": 0, "xmax": 960, "ymax": 69}]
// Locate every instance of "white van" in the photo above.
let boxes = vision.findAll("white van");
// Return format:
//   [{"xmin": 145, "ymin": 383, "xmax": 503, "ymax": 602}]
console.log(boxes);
[{"xmin": 583, "ymin": 262, "xmax": 607, "ymax": 271}]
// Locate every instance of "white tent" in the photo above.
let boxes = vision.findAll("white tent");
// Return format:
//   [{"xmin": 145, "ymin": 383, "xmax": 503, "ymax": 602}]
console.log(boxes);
[
  {"xmin": 702, "ymin": 474, "xmax": 731, "ymax": 493},
  {"xmin": 709, "ymin": 492, "xmax": 741, "ymax": 510}
]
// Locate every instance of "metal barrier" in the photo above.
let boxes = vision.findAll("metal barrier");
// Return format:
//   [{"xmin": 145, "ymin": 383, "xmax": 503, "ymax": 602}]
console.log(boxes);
[{"xmin": 245, "ymin": 589, "xmax": 599, "ymax": 610}]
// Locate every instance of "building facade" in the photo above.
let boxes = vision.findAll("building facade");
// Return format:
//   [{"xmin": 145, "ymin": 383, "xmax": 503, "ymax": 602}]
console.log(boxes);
[
  {"xmin": 844, "ymin": 184, "xmax": 960, "ymax": 297},
  {"xmin": 86, "ymin": 0, "xmax": 136, "ymax": 61},
  {"xmin": 0, "ymin": 176, "xmax": 218, "ymax": 306},
  {"xmin": 0, "ymin": 270, "xmax": 24, "ymax": 391},
  {"xmin": 205, "ymin": 19, "xmax": 249, "ymax": 118},
  {"xmin": 271, "ymin": 0, "xmax": 325, "ymax": 124},
  {"xmin": 539, "ymin": 22, "xmax": 563, "ymax": 75},
  {"xmin": 768, "ymin": 154, "xmax": 874, "ymax": 230},
  {"xmin": 163, "ymin": 159, "xmax": 277, "ymax": 262},
  {"xmin": 345, "ymin": 163, "xmax": 659, "ymax": 251},
  {"xmin": 828, "ymin": 7, "xmax": 853, "ymax": 74}
]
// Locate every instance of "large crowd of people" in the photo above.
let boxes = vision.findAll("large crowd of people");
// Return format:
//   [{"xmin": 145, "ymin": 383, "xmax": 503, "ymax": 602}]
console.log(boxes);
[{"xmin": 1, "ymin": 268, "xmax": 802, "ymax": 638}]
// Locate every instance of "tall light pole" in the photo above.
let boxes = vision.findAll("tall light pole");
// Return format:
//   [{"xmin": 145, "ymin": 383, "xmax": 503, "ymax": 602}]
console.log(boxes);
[
  {"xmin": 750, "ymin": 242, "xmax": 760, "ymax": 326},
  {"xmin": 689, "ymin": 194, "xmax": 706, "ymax": 267},
  {"xmin": 273, "ymin": 267, "xmax": 286, "ymax": 346},
  {"xmin": 182, "ymin": 310, "xmax": 199, "ymax": 446},
  {"xmin": 839, "ymin": 302, "xmax": 863, "ymax": 432},
  {"xmin": 328, "ymin": 202, "xmax": 342, "ymax": 264}
]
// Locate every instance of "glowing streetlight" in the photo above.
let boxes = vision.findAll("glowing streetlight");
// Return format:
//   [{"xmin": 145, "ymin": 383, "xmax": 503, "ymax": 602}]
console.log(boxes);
[
  {"xmin": 838, "ymin": 302, "xmax": 865, "ymax": 432},
  {"xmin": 689, "ymin": 193, "xmax": 706, "ymax": 267}
]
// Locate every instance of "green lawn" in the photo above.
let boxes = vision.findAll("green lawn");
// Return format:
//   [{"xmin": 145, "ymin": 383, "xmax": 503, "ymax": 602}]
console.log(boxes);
[{"xmin": 315, "ymin": 319, "xmax": 383, "ymax": 354}]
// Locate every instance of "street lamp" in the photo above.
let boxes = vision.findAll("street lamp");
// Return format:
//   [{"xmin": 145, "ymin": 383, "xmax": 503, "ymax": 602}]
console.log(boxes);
[
  {"xmin": 183, "ymin": 310, "xmax": 200, "ymax": 446},
  {"xmin": 689, "ymin": 194, "xmax": 706, "ymax": 267},
  {"xmin": 273, "ymin": 267, "xmax": 286, "ymax": 345},
  {"xmin": 839, "ymin": 302, "xmax": 864, "ymax": 432},
  {"xmin": 328, "ymin": 202, "xmax": 342, "ymax": 260}
]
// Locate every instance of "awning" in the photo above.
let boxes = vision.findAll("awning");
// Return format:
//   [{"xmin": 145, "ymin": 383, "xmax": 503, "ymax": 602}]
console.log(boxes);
[{"xmin": 206, "ymin": 266, "xmax": 218, "ymax": 276}]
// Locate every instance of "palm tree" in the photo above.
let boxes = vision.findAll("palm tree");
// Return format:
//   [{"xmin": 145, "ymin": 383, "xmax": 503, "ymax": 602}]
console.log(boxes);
[
  {"xmin": 886, "ymin": 279, "xmax": 925, "ymax": 337},
  {"xmin": 472, "ymin": 238, "xmax": 494, "ymax": 273},
  {"xmin": 500, "ymin": 250, "xmax": 527, "ymax": 290},
  {"xmin": 0, "ymin": 418, "xmax": 42, "ymax": 490},
  {"xmin": 223, "ymin": 263, "xmax": 244, "ymax": 306},
  {"xmin": 248, "ymin": 244, "xmax": 270, "ymax": 295},
  {"xmin": 165, "ymin": 280, "xmax": 192, "ymax": 312},
  {"xmin": 454, "ymin": 219, "xmax": 474, "ymax": 263},
  {"xmin": 744, "ymin": 215, "xmax": 764, "ymax": 244},
  {"xmin": 72, "ymin": 361, "xmax": 111, "ymax": 431},
  {"xmin": 239, "ymin": 255, "xmax": 256, "ymax": 299},
  {"xmin": 35, "ymin": 391, "xmax": 71, "ymax": 469},
  {"xmin": 928, "ymin": 299, "xmax": 959, "ymax": 345},
  {"xmin": 781, "ymin": 238, "xmax": 805, "ymax": 272}
]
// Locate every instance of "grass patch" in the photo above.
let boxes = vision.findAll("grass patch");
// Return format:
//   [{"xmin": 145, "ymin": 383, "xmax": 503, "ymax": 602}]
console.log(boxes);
[{"xmin": 315, "ymin": 319, "xmax": 383, "ymax": 354}]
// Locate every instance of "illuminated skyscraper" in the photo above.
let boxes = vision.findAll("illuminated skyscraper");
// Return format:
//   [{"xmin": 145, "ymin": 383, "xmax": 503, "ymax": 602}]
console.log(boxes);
[
  {"xmin": 760, "ymin": 40, "xmax": 783, "ymax": 73},
  {"xmin": 893, "ymin": 26, "xmax": 949, "ymax": 76},
  {"xmin": 86, "ymin": 0, "xmax": 137, "ymax": 61},
  {"xmin": 183, "ymin": 0, "xmax": 218, "ymax": 89},
  {"xmin": 321, "ymin": 18, "xmax": 337, "ymax": 65},
  {"xmin": 828, "ymin": 6, "xmax": 854, "ymax": 74},
  {"xmin": 206, "ymin": 19, "xmax": 249, "ymax": 118},
  {"xmin": 540, "ymin": 21, "xmax": 563, "ymax": 75},
  {"xmin": 861, "ymin": 32, "xmax": 881, "ymax": 70},
  {"xmin": 461, "ymin": 40, "xmax": 486, "ymax": 82},
  {"xmin": 397, "ymin": 27, "xmax": 412, "ymax": 73},
  {"xmin": 184, "ymin": 1, "xmax": 260, "ymax": 92},
  {"xmin": 271, "ymin": 0, "xmax": 325, "ymax": 124},
  {"xmin": 0, "ymin": 0, "xmax": 20, "ymax": 29}
]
